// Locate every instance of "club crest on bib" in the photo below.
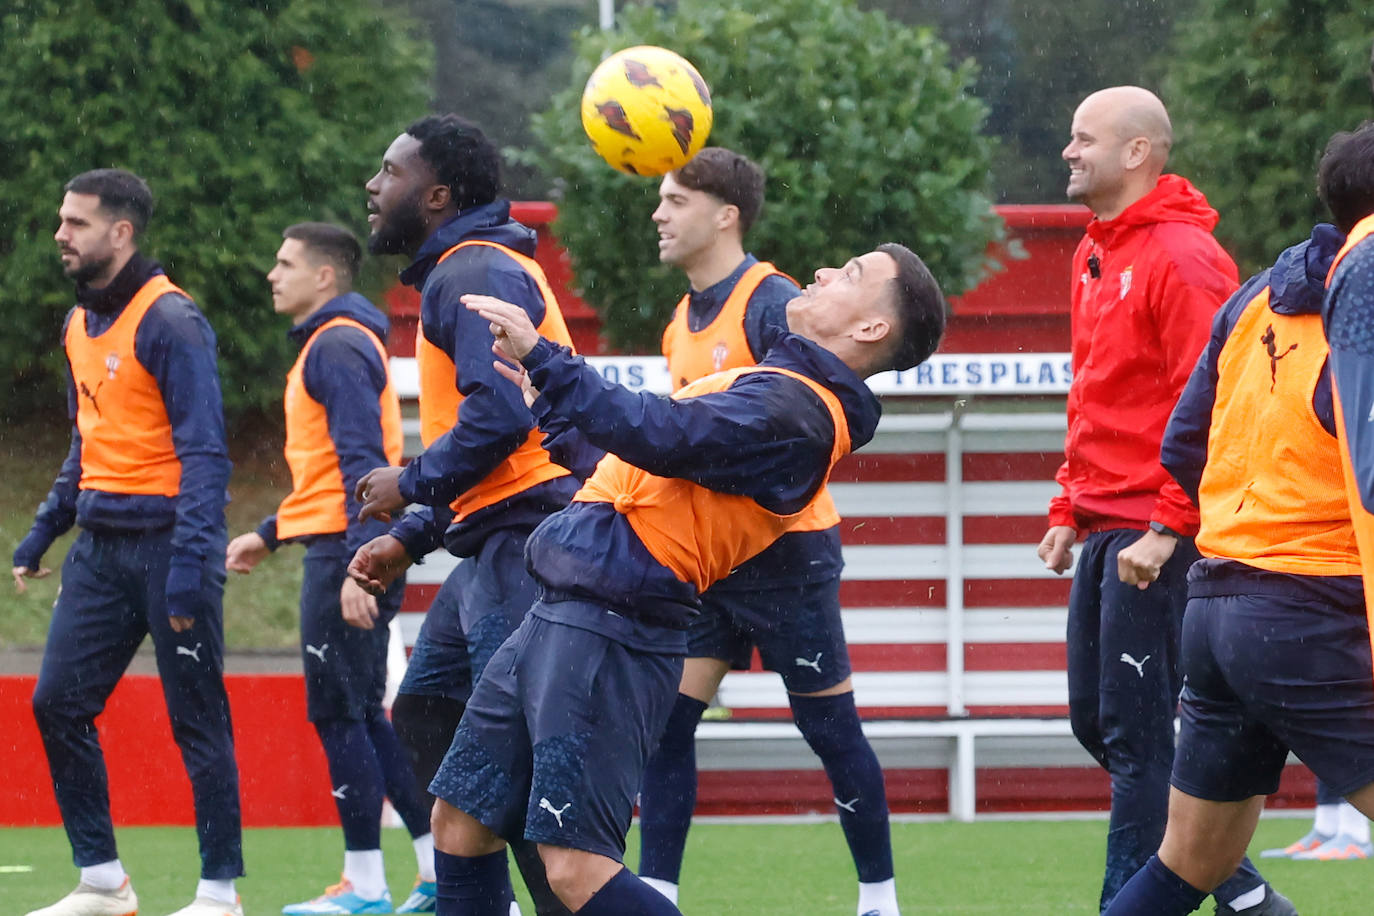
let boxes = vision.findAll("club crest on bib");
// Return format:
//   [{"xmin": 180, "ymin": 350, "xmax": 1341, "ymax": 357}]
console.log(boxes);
[
  {"xmin": 1118, "ymin": 267, "xmax": 1133, "ymax": 300},
  {"xmin": 711, "ymin": 341, "xmax": 729, "ymax": 371},
  {"xmin": 104, "ymin": 353, "xmax": 120, "ymax": 380}
]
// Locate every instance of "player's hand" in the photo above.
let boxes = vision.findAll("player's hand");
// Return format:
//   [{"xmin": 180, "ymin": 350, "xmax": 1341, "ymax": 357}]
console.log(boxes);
[
  {"xmin": 492, "ymin": 359, "xmax": 540, "ymax": 408},
  {"xmin": 340, "ymin": 576, "xmax": 381, "ymax": 630},
  {"xmin": 12, "ymin": 565, "xmax": 52, "ymax": 594},
  {"xmin": 1036, "ymin": 526, "xmax": 1077, "ymax": 575},
  {"xmin": 1117, "ymin": 529, "xmax": 1178, "ymax": 590},
  {"xmin": 355, "ymin": 466, "xmax": 406, "ymax": 524},
  {"xmin": 462, "ymin": 294, "xmax": 541, "ymax": 361},
  {"xmin": 169, "ymin": 615, "xmax": 195, "ymax": 633},
  {"xmin": 226, "ymin": 532, "xmax": 269, "ymax": 574},
  {"xmin": 347, "ymin": 534, "xmax": 413, "ymax": 596}
]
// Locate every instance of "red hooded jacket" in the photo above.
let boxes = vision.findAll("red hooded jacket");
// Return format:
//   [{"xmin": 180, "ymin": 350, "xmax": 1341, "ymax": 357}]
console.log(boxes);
[{"xmin": 1049, "ymin": 174, "xmax": 1238, "ymax": 537}]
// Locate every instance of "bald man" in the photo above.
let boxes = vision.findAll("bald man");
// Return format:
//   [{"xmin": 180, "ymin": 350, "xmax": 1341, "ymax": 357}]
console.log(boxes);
[{"xmin": 1036, "ymin": 87, "xmax": 1292, "ymax": 915}]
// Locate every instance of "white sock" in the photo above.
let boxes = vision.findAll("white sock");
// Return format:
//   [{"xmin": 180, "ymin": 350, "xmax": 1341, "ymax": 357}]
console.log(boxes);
[
  {"xmin": 197, "ymin": 878, "xmax": 237, "ymax": 905},
  {"xmin": 858, "ymin": 877, "xmax": 899, "ymax": 916},
  {"xmin": 80, "ymin": 860, "xmax": 127, "ymax": 891},
  {"xmin": 413, "ymin": 831, "xmax": 436, "ymax": 882},
  {"xmin": 641, "ymin": 876, "xmax": 679, "ymax": 905},
  {"xmin": 1339, "ymin": 801, "xmax": 1371, "ymax": 843},
  {"xmin": 510, "ymin": 903, "xmax": 523, "ymax": 916},
  {"xmin": 1224, "ymin": 885, "xmax": 1266, "ymax": 912},
  {"xmin": 1314, "ymin": 802, "xmax": 1341, "ymax": 835},
  {"xmin": 344, "ymin": 849, "xmax": 387, "ymax": 900}
]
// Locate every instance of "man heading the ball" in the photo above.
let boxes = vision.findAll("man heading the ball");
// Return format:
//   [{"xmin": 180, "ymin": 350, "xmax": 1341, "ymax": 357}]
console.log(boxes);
[
  {"xmin": 405, "ymin": 242, "xmax": 945, "ymax": 915},
  {"xmin": 635, "ymin": 147, "xmax": 900, "ymax": 916}
]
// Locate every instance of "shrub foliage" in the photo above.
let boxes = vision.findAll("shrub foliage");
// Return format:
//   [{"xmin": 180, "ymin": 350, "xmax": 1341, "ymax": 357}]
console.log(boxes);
[
  {"xmin": 1164, "ymin": 1, "xmax": 1374, "ymax": 274},
  {"xmin": 0, "ymin": 0, "xmax": 431, "ymax": 421},
  {"xmin": 522, "ymin": 0, "xmax": 1003, "ymax": 351}
]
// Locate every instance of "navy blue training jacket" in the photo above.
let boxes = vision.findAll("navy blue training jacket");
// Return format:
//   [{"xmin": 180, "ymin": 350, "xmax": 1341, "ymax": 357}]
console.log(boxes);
[
  {"xmin": 523, "ymin": 329, "xmax": 881, "ymax": 628},
  {"xmin": 255, "ymin": 292, "xmax": 397, "ymax": 556}
]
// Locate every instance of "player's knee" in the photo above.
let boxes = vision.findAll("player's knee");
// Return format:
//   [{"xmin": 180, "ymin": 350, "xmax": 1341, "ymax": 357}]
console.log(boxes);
[
  {"xmin": 431, "ymin": 799, "xmax": 502, "ymax": 857},
  {"xmin": 1158, "ymin": 831, "xmax": 1240, "ymax": 893},
  {"xmin": 538, "ymin": 845, "xmax": 618, "ymax": 909},
  {"xmin": 31, "ymin": 683, "xmax": 84, "ymax": 730},
  {"xmin": 790, "ymin": 691, "xmax": 865, "ymax": 756},
  {"xmin": 656, "ymin": 693, "xmax": 708, "ymax": 756}
]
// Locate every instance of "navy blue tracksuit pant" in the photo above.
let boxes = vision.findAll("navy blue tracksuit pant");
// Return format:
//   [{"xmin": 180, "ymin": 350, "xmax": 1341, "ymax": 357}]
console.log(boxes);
[
  {"xmin": 30, "ymin": 527, "xmax": 243, "ymax": 879},
  {"xmin": 1066, "ymin": 529, "xmax": 1261, "ymax": 912}
]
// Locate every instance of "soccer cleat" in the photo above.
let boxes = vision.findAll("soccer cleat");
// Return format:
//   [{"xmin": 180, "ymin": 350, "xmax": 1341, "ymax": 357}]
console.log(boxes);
[
  {"xmin": 165, "ymin": 896, "xmax": 244, "ymax": 916},
  {"xmin": 394, "ymin": 877, "xmax": 437, "ymax": 913},
  {"xmin": 1259, "ymin": 827, "xmax": 1331, "ymax": 858},
  {"xmin": 1292, "ymin": 832, "xmax": 1374, "ymax": 861},
  {"xmin": 1214, "ymin": 886, "xmax": 1297, "ymax": 916},
  {"xmin": 281, "ymin": 878, "xmax": 391, "ymax": 915},
  {"xmin": 24, "ymin": 878, "xmax": 138, "ymax": 916}
]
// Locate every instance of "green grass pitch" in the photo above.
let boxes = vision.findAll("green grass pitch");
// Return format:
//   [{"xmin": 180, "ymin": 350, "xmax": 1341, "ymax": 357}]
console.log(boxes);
[{"xmin": 1, "ymin": 817, "xmax": 1370, "ymax": 914}]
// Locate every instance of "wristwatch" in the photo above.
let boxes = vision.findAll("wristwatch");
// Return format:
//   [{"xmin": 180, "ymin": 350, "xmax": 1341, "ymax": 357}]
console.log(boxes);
[{"xmin": 1148, "ymin": 521, "xmax": 1182, "ymax": 539}]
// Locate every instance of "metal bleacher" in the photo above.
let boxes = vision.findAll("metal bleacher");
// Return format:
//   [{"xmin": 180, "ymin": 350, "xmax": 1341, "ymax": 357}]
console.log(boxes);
[{"xmin": 389, "ymin": 354, "xmax": 1098, "ymax": 820}]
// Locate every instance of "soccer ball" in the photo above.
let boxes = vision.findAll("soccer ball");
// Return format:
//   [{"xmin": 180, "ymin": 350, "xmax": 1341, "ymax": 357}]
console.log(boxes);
[{"xmin": 580, "ymin": 45, "xmax": 713, "ymax": 176}]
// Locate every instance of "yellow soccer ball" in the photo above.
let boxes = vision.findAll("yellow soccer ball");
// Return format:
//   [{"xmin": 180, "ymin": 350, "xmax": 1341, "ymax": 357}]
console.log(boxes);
[{"xmin": 580, "ymin": 45, "xmax": 713, "ymax": 176}]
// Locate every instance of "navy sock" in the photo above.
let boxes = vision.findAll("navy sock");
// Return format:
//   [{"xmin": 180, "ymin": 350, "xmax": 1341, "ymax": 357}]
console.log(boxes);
[
  {"xmin": 365, "ymin": 713, "xmax": 432, "ymax": 837},
  {"xmin": 1104, "ymin": 856, "xmax": 1207, "ymax": 915},
  {"xmin": 1211, "ymin": 856, "xmax": 1266, "ymax": 909},
  {"xmin": 578, "ymin": 868, "xmax": 683, "ymax": 915},
  {"xmin": 789, "ymin": 692, "xmax": 893, "ymax": 883},
  {"xmin": 314, "ymin": 718, "xmax": 385, "ymax": 849},
  {"xmin": 392, "ymin": 692, "xmax": 466, "ymax": 809},
  {"xmin": 434, "ymin": 849, "xmax": 512, "ymax": 916},
  {"xmin": 637, "ymin": 694, "xmax": 708, "ymax": 883}
]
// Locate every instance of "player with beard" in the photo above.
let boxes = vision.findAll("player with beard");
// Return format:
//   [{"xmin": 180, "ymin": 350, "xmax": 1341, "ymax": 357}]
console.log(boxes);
[
  {"xmin": 345, "ymin": 114, "xmax": 577, "ymax": 916},
  {"xmin": 13, "ymin": 169, "xmax": 243, "ymax": 916}
]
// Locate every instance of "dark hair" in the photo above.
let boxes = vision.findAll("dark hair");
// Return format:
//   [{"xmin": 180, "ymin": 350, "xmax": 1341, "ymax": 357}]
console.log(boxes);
[
  {"xmin": 1317, "ymin": 122, "xmax": 1374, "ymax": 235},
  {"xmin": 672, "ymin": 147, "xmax": 766, "ymax": 232},
  {"xmin": 877, "ymin": 242, "xmax": 947, "ymax": 371},
  {"xmin": 405, "ymin": 114, "xmax": 501, "ymax": 210},
  {"xmin": 64, "ymin": 169, "xmax": 153, "ymax": 237},
  {"xmin": 283, "ymin": 222, "xmax": 363, "ymax": 288}
]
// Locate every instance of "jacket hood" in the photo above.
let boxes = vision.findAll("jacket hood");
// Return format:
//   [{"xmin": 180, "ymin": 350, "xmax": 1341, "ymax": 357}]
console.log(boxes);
[
  {"xmin": 1267, "ymin": 223, "xmax": 1344, "ymax": 317},
  {"xmin": 766, "ymin": 333, "xmax": 882, "ymax": 452},
  {"xmin": 288, "ymin": 291, "xmax": 389, "ymax": 347},
  {"xmin": 400, "ymin": 200, "xmax": 537, "ymax": 290},
  {"xmin": 1086, "ymin": 174, "xmax": 1219, "ymax": 244}
]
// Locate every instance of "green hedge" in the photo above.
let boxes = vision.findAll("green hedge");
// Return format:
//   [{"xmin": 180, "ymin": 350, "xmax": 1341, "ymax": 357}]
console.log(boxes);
[
  {"xmin": 521, "ymin": 0, "xmax": 1003, "ymax": 351},
  {"xmin": 0, "ymin": 0, "xmax": 432, "ymax": 422}
]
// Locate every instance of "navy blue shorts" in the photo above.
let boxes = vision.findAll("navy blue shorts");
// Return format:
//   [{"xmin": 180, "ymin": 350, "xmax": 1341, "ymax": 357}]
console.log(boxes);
[
  {"xmin": 397, "ymin": 564, "xmax": 472, "ymax": 703},
  {"xmin": 430, "ymin": 599, "xmax": 683, "ymax": 860},
  {"xmin": 398, "ymin": 528, "xmax": 538, "ymax": 703},
  {"xmin": 300, "ymin": 537, "xmax": 403, "ymax": 722},
  {"xmin": 1173, "ymin": 590, "xmax": 1374, "ymax": 800},
  {"xmin": 689, "ymin": 575, "xmax": 851, "ymax": 693}
]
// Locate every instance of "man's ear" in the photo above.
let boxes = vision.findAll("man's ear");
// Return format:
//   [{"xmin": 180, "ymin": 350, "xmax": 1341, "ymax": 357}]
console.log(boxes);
[
  {"xmin": 1122, "ymin": 136, "xmax": 1152, "ymax": 172},
  {"xmin": 852, "ymin": 314, "xmax": 892, "ymax": 345},
  {"xmin": 315, "ymin": 262, "xmax": 336, "ymax": 294},
  {"xmin": 424, "ymin": 183, "xmax": 452, "ymax": 213},
  {"xmin": 715, "ymin": 203, "xmax": 741, "ymax": 233},
  {"xmin": 110, "ymin": 218, "xmax": 137, "ymax": 252}
]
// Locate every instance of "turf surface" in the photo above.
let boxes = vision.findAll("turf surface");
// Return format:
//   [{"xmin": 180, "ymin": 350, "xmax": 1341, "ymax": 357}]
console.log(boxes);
[{"xmin": 1, "ymin": 816, "xmax": 1370, "ymax": 914}]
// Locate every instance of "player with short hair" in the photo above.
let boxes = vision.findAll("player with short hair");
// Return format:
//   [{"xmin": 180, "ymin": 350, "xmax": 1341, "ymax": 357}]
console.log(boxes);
[
  {"xmin": 224, "ymin": 222, "xmax": 436, "ymax": 914},
  {"xmin": 635, "ymin": 147, "xmax": 899, "ymax": 916},
  {"xmin": 393, "ymin": 241, "xmax": 946, "ymax": 916},
  {"xmin": 13, "ymin": 169, "xmax": 244, "ymax": 916},
  {"xmin": 1101, "ymin": 123, "xmax": 1374, "ymax": 915},
  {"xmin": 347, "ymin": 114, "xmax": 578, "ymax": 916}
]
